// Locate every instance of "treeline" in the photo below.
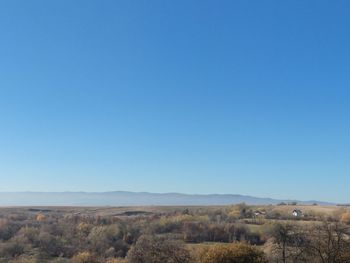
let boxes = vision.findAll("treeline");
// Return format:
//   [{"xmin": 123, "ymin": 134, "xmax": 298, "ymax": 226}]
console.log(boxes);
[{"xmin": 0, "ymin": 205, "xmax": 349, "ymax": 262}]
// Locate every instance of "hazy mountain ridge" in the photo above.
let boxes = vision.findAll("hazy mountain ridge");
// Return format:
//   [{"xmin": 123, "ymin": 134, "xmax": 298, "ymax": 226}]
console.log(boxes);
[{"xmin": 0, "ymin": 191, "xmax": 334, "ymax": 206}]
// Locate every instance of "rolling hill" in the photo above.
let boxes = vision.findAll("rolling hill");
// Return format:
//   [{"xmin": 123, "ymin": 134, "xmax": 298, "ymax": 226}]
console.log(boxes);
[{"xmin": 0, "ymin": 191, "xmax": 334, "ymax": 206}]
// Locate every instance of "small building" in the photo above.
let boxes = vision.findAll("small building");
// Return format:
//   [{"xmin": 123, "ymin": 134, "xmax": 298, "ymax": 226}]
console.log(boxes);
[
  {"xmin": 253, "ymin": 210, "xmax": 266, "ymax": 217},
  {"xmin": 292, "ymin": 209, "xmax": 302, "ymax": 217}
]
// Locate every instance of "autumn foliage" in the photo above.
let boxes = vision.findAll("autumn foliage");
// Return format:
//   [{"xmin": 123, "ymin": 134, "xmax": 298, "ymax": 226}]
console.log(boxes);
[{"xmin": 340, "ymin": 212, "xmax": 350, "ymax": 224}]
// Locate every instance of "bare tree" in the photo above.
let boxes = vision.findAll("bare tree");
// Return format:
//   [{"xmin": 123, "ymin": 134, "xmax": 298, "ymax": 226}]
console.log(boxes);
[
  {"xmin": 271, "ymin": 223, "xmax": 308, "ymax": 263},
  {"xmin": 306, "ymin": 222, "xmax": 350, "ymax": 263}
]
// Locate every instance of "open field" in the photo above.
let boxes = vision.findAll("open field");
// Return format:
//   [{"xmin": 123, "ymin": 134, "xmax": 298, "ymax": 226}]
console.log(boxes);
[{"xmin": 1, "ymin": 203, "xmax": 345, "ymax": 215}]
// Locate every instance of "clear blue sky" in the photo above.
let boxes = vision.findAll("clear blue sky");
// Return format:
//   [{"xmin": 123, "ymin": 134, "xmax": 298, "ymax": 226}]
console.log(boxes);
[{"xmin": 0, "ymin": 1, "xmax": 349, "ymax": 203}]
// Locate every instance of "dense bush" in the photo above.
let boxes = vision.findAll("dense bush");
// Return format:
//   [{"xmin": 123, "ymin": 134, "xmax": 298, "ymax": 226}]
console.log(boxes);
[
  {"xmin": 127, "ymin": 235, "xmax": 192, "ymax": 263},
  {"xmin": 199, "ymin": 243, "xmax": 267, "ymax": 263},
  {"xmin": 71, "ymin": 251, "xmax": 97, "ymax": 263}
]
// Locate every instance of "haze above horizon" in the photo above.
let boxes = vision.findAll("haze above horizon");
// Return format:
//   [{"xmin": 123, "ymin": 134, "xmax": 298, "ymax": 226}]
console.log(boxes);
[{"xmin": 0, "ymin": 1, "xmax": 349, "ymax": 203}]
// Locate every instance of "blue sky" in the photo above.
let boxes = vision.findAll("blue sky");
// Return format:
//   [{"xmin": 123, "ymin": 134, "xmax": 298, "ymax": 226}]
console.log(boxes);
[{"xmin": 0, "ymin": 1, "xmax": 349, "ymax": 203}]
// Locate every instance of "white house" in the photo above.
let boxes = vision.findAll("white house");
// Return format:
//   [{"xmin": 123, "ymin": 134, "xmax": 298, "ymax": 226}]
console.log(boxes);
[
  {"xmin": 254, "ymin": 210, "xmax": 266, "ymax": 217},
  {"xmin": 292, "ymin": 209, "xmax": 302, "ymax": 217}
]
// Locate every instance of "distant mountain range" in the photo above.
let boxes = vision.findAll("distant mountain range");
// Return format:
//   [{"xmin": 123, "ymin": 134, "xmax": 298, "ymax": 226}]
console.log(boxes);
[{"xmin": 0, "ymin": 191, "xmax": 334, "ymax": 206}]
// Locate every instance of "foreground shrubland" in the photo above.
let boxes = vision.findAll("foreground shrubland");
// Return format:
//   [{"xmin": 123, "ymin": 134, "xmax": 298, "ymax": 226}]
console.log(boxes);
[{"xmin": 0, "ymin": 205, "xmax": 349, "ymax": 262}]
